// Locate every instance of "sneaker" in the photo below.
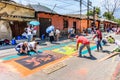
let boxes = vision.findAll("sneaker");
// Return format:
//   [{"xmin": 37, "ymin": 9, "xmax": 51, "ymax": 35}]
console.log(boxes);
[
  {"xmin": 95, "ymin": 50, "xmax": 99, "ymax": 52},
  {"xmin": 77, "ymin": 55, "xmax": 83, "ymax": 57},
  {"xmin": 90, "ymin": 55, "xmax": 93, "ymax": 57}
]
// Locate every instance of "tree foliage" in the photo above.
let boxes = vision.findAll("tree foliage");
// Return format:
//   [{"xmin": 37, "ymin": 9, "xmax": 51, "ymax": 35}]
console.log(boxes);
[
  {"xmin": 114, "ymin": 18, "xmax": 120, "ymax": 25},
  {"xmin": 86, "ymin": 10, "xmax": 93, "ymax": 16},
  {"xmin": 95, "ymin": 7, "xmax": 101, "ymax": 15},
  {"xmin": 103, "ymin": 0, "xmax": 120, "ymax": 16},
  {"xmin": 103, "ymin": 12, "xmax": 114, "ymax": 20},
  {"xmin": 86, "ymin": 7, "xmax": 101, "ymax": 17}
]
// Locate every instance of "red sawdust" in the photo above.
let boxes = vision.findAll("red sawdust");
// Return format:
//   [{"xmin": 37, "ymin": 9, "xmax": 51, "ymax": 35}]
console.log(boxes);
[
  {"xmin": 112, "ymin": 62, "xmax": 120, "ymax": 80},
  {"xmin": 77, "ymin": 68, "xmax": 88, "ymax": 76}
]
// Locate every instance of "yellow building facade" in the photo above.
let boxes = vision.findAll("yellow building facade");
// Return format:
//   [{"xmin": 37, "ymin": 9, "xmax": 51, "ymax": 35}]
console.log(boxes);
[{"xmin": 0, "ymin": 1, "xmax": 35, "ymax": 40}]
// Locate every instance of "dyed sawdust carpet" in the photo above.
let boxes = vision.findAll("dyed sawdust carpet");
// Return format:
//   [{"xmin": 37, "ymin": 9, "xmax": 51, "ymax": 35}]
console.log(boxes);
[
  {"xmin": 1, "ymin": 42, "xmax": 98, "ymax": 77},
  {"xmin": 4, "ymin": 52, "xmax": 67, "ymax": 76},
  {"xmin": 52, "ymin": 43, "xmax": 96, "ymax": 55},
  {"xmin": 15, "ymin": 53, "xmax": 65, "ymax": 70},
  {"xmin": 1, "ymin": 42, "xmax": 74, "ymax": 62},
  {"xmin": 52, "ymin": 46, "xmax": 76, "ymax": 55}
]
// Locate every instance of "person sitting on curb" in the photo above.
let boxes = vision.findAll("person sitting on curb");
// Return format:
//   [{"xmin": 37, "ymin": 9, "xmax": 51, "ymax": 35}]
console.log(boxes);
[
  {"xmin": 75, "ymin": 35, "xmax": 93, "ymax": 58},
  {"xmin": 15, "ymin": 42, "xmax": 28, "ymax": 55},
  {"xmin": 28, "ymin": 41, "xmax": 39, "ymax": 53}
]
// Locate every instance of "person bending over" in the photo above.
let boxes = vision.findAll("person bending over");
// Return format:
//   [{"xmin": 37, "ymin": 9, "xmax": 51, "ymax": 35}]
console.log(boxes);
[
  {"xmin": 76, "ymin": 35, "xmax": 93, "ymax": 58},
  {"xmin": 28, "ymin": 41, "xmax": 39, "ymax": 53},
  {"xmin": 15, "ymin": 42, "xmax": 28, "ymax": 55}
]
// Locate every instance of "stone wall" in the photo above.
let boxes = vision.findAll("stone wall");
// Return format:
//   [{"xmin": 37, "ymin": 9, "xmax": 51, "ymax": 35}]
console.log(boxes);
[{"xmin": 0, "ymin": 20, "xmax": 12, "ymax": 40}]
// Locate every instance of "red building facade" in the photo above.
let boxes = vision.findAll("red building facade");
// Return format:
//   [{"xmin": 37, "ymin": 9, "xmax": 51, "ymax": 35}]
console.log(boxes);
[{"xmin": 35, "ymin": 12, "xmax": 117, "ymax": 37}]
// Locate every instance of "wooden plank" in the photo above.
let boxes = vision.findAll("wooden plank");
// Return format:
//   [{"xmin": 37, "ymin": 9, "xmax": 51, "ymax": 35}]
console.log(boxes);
[{"xmin": 98, "ymin": 52, "xmax": 120, "ymax": 62}]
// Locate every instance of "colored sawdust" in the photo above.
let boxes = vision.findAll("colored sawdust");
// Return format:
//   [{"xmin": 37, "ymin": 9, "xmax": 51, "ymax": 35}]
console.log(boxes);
[
  {"xmin": 112, "ymin": 62, "xmax": 120, "ymax": 80},
  {"xmin": 78, "ymin": 68, "xmax": 88, "ymax": 76},
  {"xmin": 52, "ymin": 46, "xmax": 77, "ymax": 55},
  {"xmin": 5, "ymin": 52, "xmax": 69, "ymax": 77},
  {"xmin": 15, "ymin": 53, "xmax": 64, "ymax": 70},
  {"xmin": 52, "ymin": 43, "xmax": 96, "ymax": 55},
  {"xmin": 0, "ymin": 63, "xmax": 17, "ymax": 73},
  {"xmin": 1, "ymin": 52, "xmax": 37, "ymax": 62}
]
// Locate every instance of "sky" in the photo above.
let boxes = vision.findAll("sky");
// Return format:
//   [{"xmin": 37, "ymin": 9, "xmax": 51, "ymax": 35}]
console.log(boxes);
[{"xmin": 13, "ymin": 0, "xmax": 119, "ymax": 18}]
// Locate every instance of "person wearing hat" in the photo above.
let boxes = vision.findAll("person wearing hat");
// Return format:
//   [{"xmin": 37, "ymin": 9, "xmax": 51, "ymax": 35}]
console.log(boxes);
[{"xmin": 75, "ymin": 35, "xmax": 93, "ymax": 57}]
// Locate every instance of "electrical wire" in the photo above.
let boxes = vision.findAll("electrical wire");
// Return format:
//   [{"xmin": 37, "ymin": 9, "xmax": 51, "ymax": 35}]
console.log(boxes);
[{"xmin": 21, "ymin": 0, "xmax": 94, "ymax": 14}]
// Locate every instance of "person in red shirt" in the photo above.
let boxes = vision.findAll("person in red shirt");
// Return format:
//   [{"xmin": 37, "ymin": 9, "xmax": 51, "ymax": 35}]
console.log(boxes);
[
  {"xmin": 76, "ymin": 35, "xmax": 93, "ymax": 57},
  {"xmin": 92, "ymin": 28, "xmax": 103, "ymax": 52}
]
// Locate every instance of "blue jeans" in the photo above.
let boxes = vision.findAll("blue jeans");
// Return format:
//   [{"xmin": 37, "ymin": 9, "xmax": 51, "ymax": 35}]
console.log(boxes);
[
  {"xmin": 96, "ymin": 40, "xmax": 103, "ymax": 51},
  {"xmin": 15, "ymin": 47, "xmax": 20, "ymax": 53},
  {"xmin": 79, "ymin": 44, "xmax": 92, "ymax": 56},
  {"xmin": 28, "ymin": 35, "xmax": 32, "ymax": 42}
]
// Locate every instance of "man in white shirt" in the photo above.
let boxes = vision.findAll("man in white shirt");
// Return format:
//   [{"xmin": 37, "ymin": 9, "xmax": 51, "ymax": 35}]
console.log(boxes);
[
  {"xmin": 69, "ymin": 27, "xmax": 75, "ymax": 41},
  {"xmin": 49, "ymin": 31, "xmax": 54, "ymax": 43},
  {"xmin": 55, "ymin": 28, "xmax": 60, "ymax": 41},
  {"xmin": 27, "ymin": 25, "xmax": 32, "ymax": 42},
  {"xmin": 31, "ymin": 26, "xmax": 38, "ymax": 41},
  {"xmin": 28, "ymin": 41, "xmax": 39, "ymax": 53}
]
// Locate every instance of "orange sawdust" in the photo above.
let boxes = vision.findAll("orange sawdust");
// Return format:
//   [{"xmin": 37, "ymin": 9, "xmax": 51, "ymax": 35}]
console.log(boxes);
[
  {"xmin": 5, "ymin": 55, "xmax": 70, "ymax": 77},
  {"xmin": 77, "ymin": 68, "xmax": 88, "ymax": 76},
  {"xmin": 3, "ymin": 56, "xmax": 28, "ymax": 63}
]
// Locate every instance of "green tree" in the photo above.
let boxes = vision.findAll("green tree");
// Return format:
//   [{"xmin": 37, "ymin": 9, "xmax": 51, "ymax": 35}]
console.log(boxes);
[
  {"xmin": 114, "ymin": 18, "xmax": 120, "ymax": 25},
  {"xmin": 86, "ymin": 10, "xmax": 93, "ymax": 16},
  {"xmin": 103, "ymin": 0, "xmax": 120, "ymax": 16},
  {"xmin": 95, "ymin": 7, "xmax": 101, "ymax": 15},
  {"xmin": 86, "ymin": 7, "xmax": 101, "ymax": 17},
  {"xmin": 103, "ymin": 12, "xmax": 114, "ymax": 20}
]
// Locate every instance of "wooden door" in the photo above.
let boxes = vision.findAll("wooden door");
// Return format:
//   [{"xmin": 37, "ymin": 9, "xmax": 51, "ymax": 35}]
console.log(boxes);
[
  {"xmin": 10, "ymin": 21, "xmax": 27, "ymax": 37},
  {"xmin": 39, "ymin": 18, "xmax": 51, "ymax": 37}
]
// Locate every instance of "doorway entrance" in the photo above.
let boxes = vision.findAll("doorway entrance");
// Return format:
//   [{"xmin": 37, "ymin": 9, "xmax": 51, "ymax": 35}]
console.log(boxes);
[
  {"xmin": 73, "ymin": 21, "xmax": 76, "ymax": 33},
  {"xmin": 39, "ymin": 18, "xmax": 51, "ymax": 38}
]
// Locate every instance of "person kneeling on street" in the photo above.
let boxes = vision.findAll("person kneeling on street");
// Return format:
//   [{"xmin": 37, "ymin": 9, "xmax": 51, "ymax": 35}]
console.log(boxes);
[
  {"xmin": 15, "ymin": 42, "xmax": 28, "ymax": 55},
  {"xmin": 28, "ymin": 41, "xmax": 39, "ymax": 53}
]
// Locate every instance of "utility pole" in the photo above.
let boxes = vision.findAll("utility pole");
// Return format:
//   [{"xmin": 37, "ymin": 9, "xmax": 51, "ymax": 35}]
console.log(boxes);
[
  {"xmin": 93, "ymin": 7, "xmax": 96, "ymax": 27},
  {"xmin": 51, "ymin": 4, "xmax": 57, "ymax": 15},
  {"xmin": 80, "ymin": 0, "xmax": 82, "ymax": 33},
  {"xmin": 50, "ymin": 4, "xmax": 56, "ymax": 22},
  {"xmin": 87, "ymin": 0, "xmax": 89, "ymax": 28}
]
